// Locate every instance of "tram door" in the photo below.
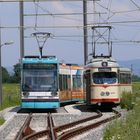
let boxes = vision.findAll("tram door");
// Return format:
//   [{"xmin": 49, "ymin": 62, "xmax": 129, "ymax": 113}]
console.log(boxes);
[{"xmin": 85, "ymin": 70, "xmax": 91, "ymax": 105}]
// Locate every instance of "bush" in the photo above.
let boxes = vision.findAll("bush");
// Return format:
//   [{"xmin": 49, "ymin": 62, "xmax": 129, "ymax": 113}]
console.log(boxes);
[
  {"xmin": 103, "ymin": 99, "xmax": 140, "ymax": 140},
  {"xmin": 120, "ymin": 92, "xmax": 136, "ymax": 110},
  {"xmin": 103, "ymin": 83, "xmax": 140, "ymax": 140}
]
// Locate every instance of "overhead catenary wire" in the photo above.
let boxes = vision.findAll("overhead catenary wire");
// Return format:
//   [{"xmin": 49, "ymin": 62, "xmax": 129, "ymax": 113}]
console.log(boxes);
[
  {"xmin": 24, "ymin": 34, "xmax": 140, "ymax": 45},
  {"xmin": 130, "ymin": 0, "xmax": 140, "ymax": 10},
  {"xmin": 2, "ymin": 0, "xmax": 140, "ymax": 49},
  {"xmin": 0, "ymin": 0, "xmax": 100, "ymax": 2},
  {"xmin": 24, "ymin": 12, "xmax": 107, "ymax": 16},
  {"xmin": 2, "ymin": 19, "xmax": 140, "ymax": 29}
]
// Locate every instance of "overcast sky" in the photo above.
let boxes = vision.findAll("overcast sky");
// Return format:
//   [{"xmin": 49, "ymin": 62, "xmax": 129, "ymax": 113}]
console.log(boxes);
[{"xmin": 1, "ymin": 0, "xmax": 140, "ymax": 67}]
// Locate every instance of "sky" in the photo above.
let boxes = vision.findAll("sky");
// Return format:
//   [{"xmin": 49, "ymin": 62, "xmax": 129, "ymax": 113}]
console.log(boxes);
[{"xmin": 1, "ymin": 0, "xmax": 140, "ymax": 68}]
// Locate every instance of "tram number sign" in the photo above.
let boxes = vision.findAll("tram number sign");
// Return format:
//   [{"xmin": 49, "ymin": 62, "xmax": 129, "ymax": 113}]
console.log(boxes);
[{"xmin": 98, "ymin": 67, "xmax": 111, "ymax": 72}]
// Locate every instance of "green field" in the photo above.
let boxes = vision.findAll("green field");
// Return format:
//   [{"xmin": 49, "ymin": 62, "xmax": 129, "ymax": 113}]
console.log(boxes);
[
  {"xmin": 103, "ymin": 83, "xmax": 140, "ymax": 140},
  {"xmin": 0, "ymin": 84, "xmax": 20, "ymax": 125},
  {"xmin": 0, "ymin": 84, "xmax": 20, "ymax": 111}
]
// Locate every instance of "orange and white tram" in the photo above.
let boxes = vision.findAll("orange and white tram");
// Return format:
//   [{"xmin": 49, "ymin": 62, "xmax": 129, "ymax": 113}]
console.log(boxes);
[
  {"xmin": 59, "ymin": 64, "xmax": 85, "ymax": 103},
  {"xmin": 84, "ymin": 56, "xmax": 132, "ymax": 106}
]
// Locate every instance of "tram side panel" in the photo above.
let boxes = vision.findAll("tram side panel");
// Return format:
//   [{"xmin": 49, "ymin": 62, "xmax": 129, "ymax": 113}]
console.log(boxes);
[
  {"xmin": 71, "ymin": 66, "xmax": 85, "ymax": 102},
  {"xmin": 59, "ymin": 65, "xmax": 72, "ymax": 103},
  {"xmin": 59, "ymin": 65, "xmax": 85, "ymax": 103},
  {"xmin": 118, "ymin": 69, "xmax": 132, "ymax": 98}
]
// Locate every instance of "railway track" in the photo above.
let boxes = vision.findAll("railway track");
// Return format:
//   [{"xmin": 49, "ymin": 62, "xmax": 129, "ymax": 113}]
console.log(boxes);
[
  {"xmin": 21, "ymin": 109, "xmax": 120, "ymax": 140},
  {"xmin": 14, "ymin": 113, "xmax": 34, "ymax": 140}
]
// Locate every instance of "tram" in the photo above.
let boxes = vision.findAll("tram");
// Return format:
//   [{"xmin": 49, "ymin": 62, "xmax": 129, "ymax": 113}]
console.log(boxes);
[
  {"xmin": 84, "ymin": 56, "xmax": 132, "ymax": 106},
  {"xmin": 21, "ymin": 56, "xmax": 84, "ymax": 109}
]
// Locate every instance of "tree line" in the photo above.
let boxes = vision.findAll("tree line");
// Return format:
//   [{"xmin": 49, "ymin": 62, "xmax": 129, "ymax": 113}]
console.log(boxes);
[
  {"xmin": 2, "ymin": 63, "xmax": 20, "ymax": 83},
  {"xmin": 2, "ymin": 63, "xmax": 140, "ymax": 83}
]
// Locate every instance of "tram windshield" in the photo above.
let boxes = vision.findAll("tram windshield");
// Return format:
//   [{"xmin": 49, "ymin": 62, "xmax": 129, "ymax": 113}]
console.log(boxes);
[
  {"xmin": 22, "ymin": 66, "xmax": 57, "ymax": 92},
  {"xmin": 92, "ymin": 72, "xmax": 117, "ymax": 84}
]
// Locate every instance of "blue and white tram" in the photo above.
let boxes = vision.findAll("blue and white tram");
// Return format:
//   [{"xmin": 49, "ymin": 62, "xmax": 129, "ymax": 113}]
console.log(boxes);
[
  {"xmin": 21, "ymin": 56, "xmax": 59, "ymax": 109},
  {"xmin": 21, "ymin": 56, "xmax": 85, "ymax": 109}
]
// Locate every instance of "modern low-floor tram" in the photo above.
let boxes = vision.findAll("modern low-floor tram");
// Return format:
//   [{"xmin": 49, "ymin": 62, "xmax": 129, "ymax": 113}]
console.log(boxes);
[{"xmin": 21, "ymin": 56, "xmax": 85, "ymax": 109}]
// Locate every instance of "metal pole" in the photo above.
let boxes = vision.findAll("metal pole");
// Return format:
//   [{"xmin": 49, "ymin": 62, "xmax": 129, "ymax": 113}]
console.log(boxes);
[
  {"xmin": 20, "ymin": 1, "xmax": 24, "ymax": 59},
  {"xmin": 0, "ymin": 26, "xmax": 2, "ymax": 107},
  {"xmin": 83, "ymin": 0, "xmax": 88, "ymax": 65}
]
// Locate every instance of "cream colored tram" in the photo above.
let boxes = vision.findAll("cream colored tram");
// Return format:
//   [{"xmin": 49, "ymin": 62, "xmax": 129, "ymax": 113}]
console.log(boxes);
[{"xmin": 84, "ymin": 56, "xmax": 132, "ymax": 106}]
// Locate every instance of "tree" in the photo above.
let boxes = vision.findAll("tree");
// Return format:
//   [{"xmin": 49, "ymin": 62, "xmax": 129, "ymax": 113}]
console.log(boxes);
[
  {"xmin": 132, "ymin": 74, "xmax": 140, "ymax": 82},
  {"xmin": 13, "ymin": 63, "xmax": 21, "ymax": 83},
  {"xmin": 8, "ymin": 63, "xmax": 21, "ymax": 83},
  {"xmin": 2, "ymin": 67, "xmax": 10, "ymax": 83}
]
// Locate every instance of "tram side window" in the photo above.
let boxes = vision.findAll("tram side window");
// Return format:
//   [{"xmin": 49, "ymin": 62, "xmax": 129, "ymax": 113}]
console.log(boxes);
[
  {"xmin": 59, "ymin": 75, "xmax": 63, "ymax": 91},
  {"xmin": 59, "ymin": 74, "xmax": 69, "ymax": 91},
  {"xmin": 63, "ymin": 75, "xmax": 68, "ymax": 90},
  {"xmin": 73, "ymin": 75, "xmax": 82, "ymax": 90},
  {"xmin": 120, "ymin": 73, "xmax": 131, "ymax": 84}
]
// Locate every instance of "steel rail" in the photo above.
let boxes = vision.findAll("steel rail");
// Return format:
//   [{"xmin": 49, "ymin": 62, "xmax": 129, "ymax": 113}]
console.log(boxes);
[
  {"xmin": 14, "ymin": 113, "xmax": 34, "ymax": 140},
  {"xmin": 54, "ymin": 110, "xmax": 102, "ymax": 132},
  {"xmin": 22, "ymin": 110, "xmax": 102, "ymax": 140},
  {"xmin": 22, "ymin": 129, "xmax": 49, "ymax": 140},
  {"xmin": 48, "ymin": 113, "xmax": 56, "ymax": 140},
  {"xmin": 56, "ymin": 109, "xmax": 121, "ymax": 140},
  {"xmin": 23, "ymin": 113, "xmax": 56, "ymax": 140},
  {"xmin": 21, "ymin": 110, "xmax": 120, "ymax": 140}
]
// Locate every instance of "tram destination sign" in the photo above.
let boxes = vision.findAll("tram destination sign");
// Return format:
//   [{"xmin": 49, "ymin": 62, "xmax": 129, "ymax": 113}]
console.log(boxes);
[
  {"xmin": 23, "ymin": 63, "xmax": 57, "ymax": 69},
  {"xmin": 98, "ymin": 67, "xmax": 111, "ymax": 72}
]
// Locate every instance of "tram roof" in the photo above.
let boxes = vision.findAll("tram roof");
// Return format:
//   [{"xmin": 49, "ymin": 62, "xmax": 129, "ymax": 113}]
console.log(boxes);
[
  {"xmin": 119, "ymin": 67, "xmax": 131, "ymax": 73},
  {"xmin": 86, "ymin": 57, "xmax": 119, "ymax": 68},
  {"xmin": 22, "ymin": 56, "xmax": 58, "ymax": 64}
]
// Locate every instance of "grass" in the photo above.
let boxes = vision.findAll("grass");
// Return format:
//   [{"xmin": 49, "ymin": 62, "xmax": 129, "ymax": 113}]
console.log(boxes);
[
  {"xmin": 0, "ymin": 84, "xmax": 20, "ymax": 126},
  {"xmin": 0, "ymin": 117, "xmax": 5, "ymax": 125},
  {"xmin": 120, "ymin": 92, "xmax": 136, "ymax": 110},
  {"xmin": 0, "ymin": 83, "xmax": 20, "ymax": 111},
  {"xmin": 103, "ymin": 83, "xmax": 140, "ymax": 140}
]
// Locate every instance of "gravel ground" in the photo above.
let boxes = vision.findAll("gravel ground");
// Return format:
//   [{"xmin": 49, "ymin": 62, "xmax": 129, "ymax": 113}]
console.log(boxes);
[
  {"xmin": 54, "ymin": 105, "xmax": 128, "ymax": 140},
  {"xmin": 0, "ymin": 104, "xmax": 128, "ymax": 140},
  {"xmin": 30, "ymin": 114, "xmax": 48, "ymax": 132},
  {"xmin": 53, "ymin": 112, "xmax": 97, "ymax": 126},
  {"xmin": 0, "ymin": 106, "xmax": 20, "ymax": 121},
  {"xmin": 0, "ymin": 114, "xmax": 28, "ymax": 140}
]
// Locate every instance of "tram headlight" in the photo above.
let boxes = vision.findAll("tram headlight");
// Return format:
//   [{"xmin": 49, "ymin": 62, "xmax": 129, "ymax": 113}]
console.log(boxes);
[
  {"xmin": 106, "ymin": 91, "xmax": 110, "ymax": 96},
  {"xmin": 51, "ymin": 91, "xmax": 57, "ymax": 96},
  {"xmin": 106, "ymin": 92, "xmax": 110, "ymax": 96},
  {"xmin": 101, "ymin": 92, "xmax": 105, "ymax": 96},
  {"xmin": 23, "ymin": 92, "xmax": 29, "ymax": 97}
]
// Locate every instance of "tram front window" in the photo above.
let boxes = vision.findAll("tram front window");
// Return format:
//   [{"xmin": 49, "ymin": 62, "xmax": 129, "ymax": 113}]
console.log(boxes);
[
  {"xmin": 92, "ymin": 72, "xmax": 117, "ymax": 84},
  {"xmin": 22, "ymin": 69, "xmax": 57, "ymax": 92}
]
